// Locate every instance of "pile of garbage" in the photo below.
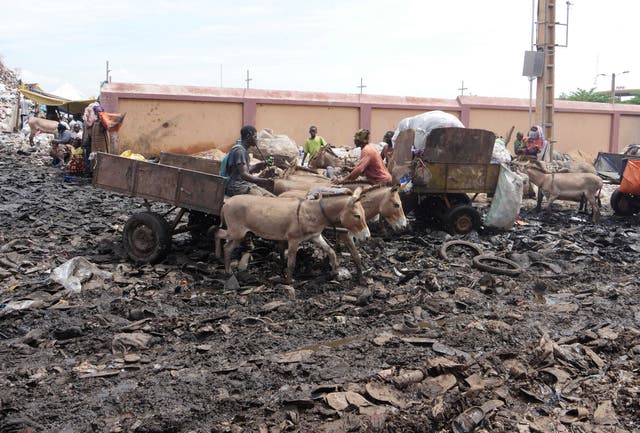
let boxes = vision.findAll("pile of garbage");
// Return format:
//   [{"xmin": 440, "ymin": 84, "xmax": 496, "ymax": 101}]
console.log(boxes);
[{"xmin": 0, "ymin": 61, "xmax": 19, "ymax": 132}]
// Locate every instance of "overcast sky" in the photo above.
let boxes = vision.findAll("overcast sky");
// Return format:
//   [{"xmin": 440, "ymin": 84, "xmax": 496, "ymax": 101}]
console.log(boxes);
[{"xmin": 1, "ymin": 0, "xmax": 637, "ymax": 100}]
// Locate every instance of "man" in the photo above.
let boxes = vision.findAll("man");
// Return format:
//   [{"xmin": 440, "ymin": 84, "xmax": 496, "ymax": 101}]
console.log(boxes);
[
  {"xmin": 301, "ymin": 125, "xmax": 327, "ymax": 166},
  {"xmin": 513, "ymin": 131, "xmax": 526, "ymax": 156},
  {"xmin": 224, "ymin": 125, "xmax": 273, "ymax": 196},
  {"xmin": 50, "ymin": 123, "xmax": 73, "ymax": 166},
  {"xmin": 20, "ymin": 96, "xmax": 30, "ymax": 129},
  {"xmin": 335, "ymin": 129, "xmax": 392, "ymax": 185},
  {"xmin": 379, "ymin": 130, "xmax": 395, "ymax": 165}
]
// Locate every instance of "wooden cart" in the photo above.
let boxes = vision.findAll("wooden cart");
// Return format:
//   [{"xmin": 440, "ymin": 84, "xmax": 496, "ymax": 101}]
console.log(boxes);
[
  {"xmin": 93, "ymin": 152, "xmax": 225, "ymax": 264},
  {"xmin": 391, "ymin": 127, "xmax": 500, "ymax": 234}
]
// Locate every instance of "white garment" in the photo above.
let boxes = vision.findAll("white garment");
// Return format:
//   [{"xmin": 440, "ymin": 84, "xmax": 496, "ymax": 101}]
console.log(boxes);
[{"xmin": 373, "ymin": 142, "xmax": 385, "ymax": 153}]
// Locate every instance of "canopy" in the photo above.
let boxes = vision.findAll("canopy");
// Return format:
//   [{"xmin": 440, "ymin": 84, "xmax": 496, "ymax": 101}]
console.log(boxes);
[{"xmin": 19, "ymin": 83, "xmax": 96, "ymax": 114}]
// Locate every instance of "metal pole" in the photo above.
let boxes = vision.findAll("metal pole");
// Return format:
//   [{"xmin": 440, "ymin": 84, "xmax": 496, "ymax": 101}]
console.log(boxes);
[{"xmin": 611, "ymin": 73, "xmax": 616, "ymax": 104}]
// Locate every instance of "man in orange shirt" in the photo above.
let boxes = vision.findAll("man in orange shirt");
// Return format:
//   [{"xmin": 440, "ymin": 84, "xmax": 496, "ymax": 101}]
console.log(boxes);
[{"xmin": 335, "ymin": 129, "xmax": 392, "ymax": 185}]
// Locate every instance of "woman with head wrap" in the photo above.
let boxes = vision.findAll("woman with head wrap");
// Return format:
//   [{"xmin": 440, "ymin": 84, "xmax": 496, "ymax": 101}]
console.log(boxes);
[
  {"xmin": 335, "ymin": 129, "xmax": 392, "ymax": 185},
  {"xmin": 524, "ymin": 125, "xmax": 546, "ymax": 157}
]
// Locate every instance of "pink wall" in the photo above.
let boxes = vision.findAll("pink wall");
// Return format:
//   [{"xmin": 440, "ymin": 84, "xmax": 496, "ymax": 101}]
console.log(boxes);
[{"xmin": 101, "ymin": 82, "xmax": 640, "ymax": 159}]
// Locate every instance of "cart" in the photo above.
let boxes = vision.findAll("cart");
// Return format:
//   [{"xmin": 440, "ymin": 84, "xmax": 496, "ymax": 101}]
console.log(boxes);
[
  {"xmin": 93, "ymin": 152, "xmax": 226, "ymax": 264},
  {"xmin": 593, "ymin": 151, "xmax": 640, "ymax": 183},
  {"xmin": 392, "ymin": 127, "xmax": 500, "ymax": 234},
  {"xmin": 610, "ymin": 158, "xmax": 640, "ymax": 216}
]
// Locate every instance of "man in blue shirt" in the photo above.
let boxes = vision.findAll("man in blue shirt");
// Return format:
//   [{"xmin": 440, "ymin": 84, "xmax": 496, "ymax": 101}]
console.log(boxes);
[
  {"xmin": 224, "ymin": 125, "xmax": 273, "ymax": 196},
  {"xmin": 50, "ymin": 123, "xmax": 73, "ymax": 167}
]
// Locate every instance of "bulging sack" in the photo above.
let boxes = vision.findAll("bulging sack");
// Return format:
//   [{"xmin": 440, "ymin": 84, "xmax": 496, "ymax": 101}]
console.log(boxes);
[{"xmin": 485, "ymin": 164, "xmax": 523, "ymax": 230}]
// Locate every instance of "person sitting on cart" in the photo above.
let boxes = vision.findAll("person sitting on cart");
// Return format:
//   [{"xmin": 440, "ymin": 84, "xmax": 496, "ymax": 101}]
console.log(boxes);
[
  {"xmin": 224, "ymin": 125, "xmax": 274, "ymax": 197},
  {"xmin": 380, "ymin": 130, "xmax": 395, "ymax": 166},
  {"xmin": 513, "ymin": 131, "xmax": 527, "ymax": 156},
  {"xmin": 523, "ymin": 125, "xmax": 546, "ymax": 157},
  {"xmin": 334, "ymin": 129, "xmax": 392, "ymax": 186}
]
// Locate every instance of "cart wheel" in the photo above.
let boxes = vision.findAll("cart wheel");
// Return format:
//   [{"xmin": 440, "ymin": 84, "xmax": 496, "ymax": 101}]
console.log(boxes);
[
  {"xmin": 610, "ymin": 190, "xmax": 637, "ymax": 216},
  {"xmin": 472, "ymin": 254, "xmax": 522, "ymax": 276},
  {"xmin": 445, "ymin": 205, "xmax": 481, "ymax": 235},
  {"xmin": 123, "ymin": 212, "xmax": 171, "ymax": 264},
  {"xmin": 188, "ymin": 211, "xmax": 220, "ymax": 243}
]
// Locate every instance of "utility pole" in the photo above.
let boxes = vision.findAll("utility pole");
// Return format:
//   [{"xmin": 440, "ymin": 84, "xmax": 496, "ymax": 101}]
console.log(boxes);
[
  {"xmin": 357, "ymin": 77, "xmax": 366, "ymax": 95},
  {"xmin": 458, "ymin": 80, "xmax": 468, "ymax": 96},
  {"xmin": 245, "ymin": 70, "xmax": 252, "ymax": 89},
  {"xmin": 535, "ymin": 0, "xmax": 555, "ymax": 150},
  {"xmin": 106, "ymin": 61, "xmax": 112, "ymax": 83}
]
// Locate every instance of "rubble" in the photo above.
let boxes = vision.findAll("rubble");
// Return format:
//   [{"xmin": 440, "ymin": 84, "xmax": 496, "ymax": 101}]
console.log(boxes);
[{"xmin": 0, "ymin": 63, "xmax": 639, "ymax": 432}]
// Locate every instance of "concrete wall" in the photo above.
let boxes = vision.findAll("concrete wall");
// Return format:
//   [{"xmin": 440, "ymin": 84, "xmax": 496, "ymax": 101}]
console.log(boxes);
[
  {"xmin": 554, "ymin": 112, "xmax": 611, "ymax": 159},
  {"xmin": 619, "ymin": 115, "xmax": 640, "ymax": 152},
  {"xmin": 101, "ymin": 82, "xmax": 640, "ymax": 161},
  {"xmin": 256, "ymin": 104, "xmax": 359, "ymax": 148},
  {"xmin": 116, "ymin": 98, "xmax": 242, "ymax": 154}
]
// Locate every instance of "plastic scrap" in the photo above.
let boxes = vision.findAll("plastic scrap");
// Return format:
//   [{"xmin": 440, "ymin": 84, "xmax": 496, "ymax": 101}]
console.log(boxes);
[{"xmin": 50, "ymin": 256, "xmax": 113, "ymax": 293}]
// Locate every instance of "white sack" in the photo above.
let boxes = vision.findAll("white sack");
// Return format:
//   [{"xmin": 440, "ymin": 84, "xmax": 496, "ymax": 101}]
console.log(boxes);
[{"xmin": 485, "ymin": 164, "xmax": 523, "ymax": 230}]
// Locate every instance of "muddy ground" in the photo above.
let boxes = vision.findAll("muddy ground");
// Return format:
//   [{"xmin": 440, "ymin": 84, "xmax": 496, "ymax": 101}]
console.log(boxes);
[{"xmin": 0, "ymin": 130, "xmax": 639, "ymax": 433}]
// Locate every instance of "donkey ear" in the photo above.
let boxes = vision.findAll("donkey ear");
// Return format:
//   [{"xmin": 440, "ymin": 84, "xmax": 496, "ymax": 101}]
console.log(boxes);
[
  {"xmin": 391, "ymin": 184, "xmax": 400, "ymax": 192},
  {"xmin": 352, "ymin": 187, "xmax": 362, "ymax": 200}
]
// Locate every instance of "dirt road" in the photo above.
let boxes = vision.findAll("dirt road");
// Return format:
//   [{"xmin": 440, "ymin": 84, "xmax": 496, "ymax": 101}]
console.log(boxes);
[{"xmin": 0, "ymin": 131, "xmax": 639, "ymax": 432}]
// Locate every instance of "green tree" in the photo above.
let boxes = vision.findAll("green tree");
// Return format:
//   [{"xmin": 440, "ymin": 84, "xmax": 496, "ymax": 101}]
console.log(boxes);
[
  {"xmin": 559, "ymin": 88, "xmax": 611, "ymax": 103},
  {"xmin": 621, "ymin": 92, "xmax": 640, "ymax": 105}
]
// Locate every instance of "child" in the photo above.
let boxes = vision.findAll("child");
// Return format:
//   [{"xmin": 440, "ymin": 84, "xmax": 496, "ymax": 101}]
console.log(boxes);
[{"xmin": 66, "ymin": 138, "xmax": 85, "ymax": 176}]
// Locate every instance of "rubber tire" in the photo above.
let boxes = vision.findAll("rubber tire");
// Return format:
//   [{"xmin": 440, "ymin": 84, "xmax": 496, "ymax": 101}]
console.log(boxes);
[
  {"xmin": 439, "ymin": 240, "xmax": 484, "ymax": 260},
  {"xmin": 123, "ymin": 212, "xmax": 171, "ymax": 264},
  {"xmin": 472, "ymin": 254, "xmax": 522, "ymax": 276},
  {"xmin": 610, "ymin": 189, "xmax": 637, "ymax": 216},
  {"xmin": 445, "ymin": 205, "xmax": 481, "ymax": 235}
]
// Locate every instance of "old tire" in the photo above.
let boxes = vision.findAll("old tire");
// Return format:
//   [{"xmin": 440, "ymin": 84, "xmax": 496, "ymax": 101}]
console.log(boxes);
[
  {"xmin": 123, "ymin": 212, "xmax": 171, "ymax": 264},
  {"xmin": 472, "ymin": 254, "xmax": 522, "ymax": 276},
  {"xmin": 439, "ymin": 240, "xmax": 483, "ymax": 261},
  {"xmin": 610, "ymin": 190, "xmax": 637, "ymax": 216},
  {"xmin": 445, "ymin": 205, "xmax": 481, "ymax": 235}
]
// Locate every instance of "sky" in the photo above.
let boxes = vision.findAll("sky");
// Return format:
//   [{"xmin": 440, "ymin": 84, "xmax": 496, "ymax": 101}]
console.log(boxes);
[{"xmin": 1, "ymin": 0, "xmax": 638, "ymax": 101}]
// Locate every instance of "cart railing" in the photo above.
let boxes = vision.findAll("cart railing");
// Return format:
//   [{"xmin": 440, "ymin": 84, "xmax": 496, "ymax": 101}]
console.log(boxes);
[{"xmin": 93, "ymin": 152, "xmax": 226, "ymax": 216}]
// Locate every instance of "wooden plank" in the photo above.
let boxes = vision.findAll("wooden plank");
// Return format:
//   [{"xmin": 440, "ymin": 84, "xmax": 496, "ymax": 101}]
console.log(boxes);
[
  {"xmin": 159, "ymin": 152, "xmax": 220, "ymax": 175},
  {"xmin": 93, "ymin": 153, "xmax": 225, "ymax": 215}
]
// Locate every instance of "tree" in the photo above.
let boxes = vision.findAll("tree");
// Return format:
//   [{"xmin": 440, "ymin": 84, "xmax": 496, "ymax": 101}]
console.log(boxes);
[{"xmin": 559, "ymin": 88, "xmax": 611, "ymax": 103}]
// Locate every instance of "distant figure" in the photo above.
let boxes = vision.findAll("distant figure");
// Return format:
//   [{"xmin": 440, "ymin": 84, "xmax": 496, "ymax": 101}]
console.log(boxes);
[
  {"xmin": 46, "ymin": 105, "xmax": 60, "ymax": 122},
  {"xmin": 50, "ymin": 123, "xmax": 73, "ymax": 167},
  {"xmin": 524, "ymin": 125, "xmax": 546, "ymax": 158},
  {"xmin": 513, "ymin": 131, "xmax": 526, "ymax": 155},
  {"xmin": 224, "ymin": 125, "xmax": 274, "ymax": 197},
  {"xmin": 20, "ymin": 97, "xmax": 30, "ymax": 129},
  {"xmin": 301, "ymin": 125, "xmax": 327, "ymax": 166},
  {"xmin": 380, "ymin": 130, "xmax": 395, "ymax": 165},
  {"xmin": 335, "ymin": 129, "xmax": 392, "ymax": 185},
  {"xmin": 70, "ymin": 123, "xmax": 83, "ymax": 141}
]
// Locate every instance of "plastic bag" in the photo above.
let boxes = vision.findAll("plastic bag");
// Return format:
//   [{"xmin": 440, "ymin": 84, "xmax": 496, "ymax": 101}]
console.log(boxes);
[
  {"xmin": 492, "ymin": 138, "xmax": 512, "ymax": 163},
  {"xmin": 485, "ymin": 164, "xmax": 523, "ymax": 230},
  {"xmin": 120, "ymin": 149, "xmax": 146, "ymax": 161},
  {"xmin": 619, "ymin": 159, "xmax": 640, "ymax": 194},
  {"xmin": 392, "ymin": 111, "xmax": 464, "ymax": 151},
  {"xmin": 50, "ymin": 256, "xmax": 113, "ymax": 293}
]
